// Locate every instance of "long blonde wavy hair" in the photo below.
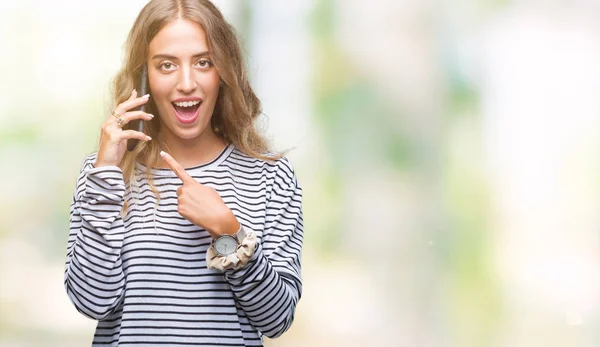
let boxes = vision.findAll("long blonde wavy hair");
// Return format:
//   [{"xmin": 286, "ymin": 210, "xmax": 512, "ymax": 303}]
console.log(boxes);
[{"xmin": 107, "ymin": 0, "xmax": 278, "ymax": 213}]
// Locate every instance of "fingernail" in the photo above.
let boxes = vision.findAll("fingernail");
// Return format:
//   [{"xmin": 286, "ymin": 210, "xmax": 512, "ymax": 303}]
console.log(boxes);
[
  {"xmin": 147, "ymin": 114, "xmax": 154, "ymax": 118},
  {"xmin": 145, "ymin": 136, "xmax": 152, "ymax": 141},
  {"xmin": 132, "ymin": 89, "xmax": 136, "ymax": 95},
  {"xmin": 159, "ymin": 150, "xmax": 166, "ymax": 156},
  {"xmin": 143, "ymin": 94, "xmax": 150, "ymax": 98}
]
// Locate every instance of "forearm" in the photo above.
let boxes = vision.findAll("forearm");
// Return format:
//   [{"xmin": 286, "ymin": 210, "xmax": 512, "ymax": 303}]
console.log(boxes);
[
  {"xmin": 224, "ymin": 242, "xmax": 301, "ymax": 338},
  {"xmin": 64, "ymin": 166, "xmax": 127, "ymax": 320}
]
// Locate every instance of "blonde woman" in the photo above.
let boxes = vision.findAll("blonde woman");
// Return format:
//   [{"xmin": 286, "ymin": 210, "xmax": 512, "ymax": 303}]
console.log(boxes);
[{"xmin": 64, "ymin": 0, "xmax": 303, "ymax": 345}]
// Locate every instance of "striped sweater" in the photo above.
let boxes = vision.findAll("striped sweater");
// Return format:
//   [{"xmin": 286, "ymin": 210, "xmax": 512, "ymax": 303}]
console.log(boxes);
[{"xmin": 64, "ymin": 144, "xmax": 303, "ymax": 346}]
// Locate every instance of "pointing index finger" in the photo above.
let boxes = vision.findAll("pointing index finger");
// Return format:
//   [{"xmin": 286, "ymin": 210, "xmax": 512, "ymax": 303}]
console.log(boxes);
[{"xmin": 159, "ymin": 151, "xmax": 195, "ymax": 184}]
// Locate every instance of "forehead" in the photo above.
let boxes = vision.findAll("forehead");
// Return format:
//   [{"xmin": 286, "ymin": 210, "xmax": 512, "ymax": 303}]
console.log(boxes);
[{"xmin": 149, "ymin": 18, "xmax": 209, "ymax": 56}]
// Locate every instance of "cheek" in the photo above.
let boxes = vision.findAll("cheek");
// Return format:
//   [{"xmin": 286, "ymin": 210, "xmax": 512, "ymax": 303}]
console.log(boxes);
[
  {"xmin": 149, "ymin": 77, "xmax": 171, "ymax": 98},
  {"xmin": 201, "ymin": 72, "xmax": 221, "ymax": 95}
]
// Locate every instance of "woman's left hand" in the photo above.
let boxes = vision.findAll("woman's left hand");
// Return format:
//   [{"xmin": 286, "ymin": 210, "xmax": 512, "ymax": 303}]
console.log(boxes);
[{"xmin": 160, "ymin": 151, "xmax": 240, "ymax": 237}]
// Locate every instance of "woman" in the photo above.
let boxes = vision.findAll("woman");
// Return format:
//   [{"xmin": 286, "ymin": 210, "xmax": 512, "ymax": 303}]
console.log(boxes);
[{"xmin": 63, "ymin": 0, "xmax": 303, "ymax": 346}]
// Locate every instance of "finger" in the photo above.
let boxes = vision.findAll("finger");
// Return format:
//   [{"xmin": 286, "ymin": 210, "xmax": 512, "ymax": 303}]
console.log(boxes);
[
  {"xmin": 114, "ymin": 93, "xmax": 151, "ymax": 115},
  {"xmin": 110, "ymin": 89, "xmax": 138, "ymax": 119},
  {"xmin": 112, "ymin": 110, "xmax": 154, "ymax": 126},
  {"xmin": 100, "ymin": 124, "xmax": 150, "ymax": 144},
  {"xmin": 118, "ymin": 130, "xmax": 152, "ymax": 142},
  {"xmin": 159, "ymin": 151, "xmax": 195, "ymax": 184}
]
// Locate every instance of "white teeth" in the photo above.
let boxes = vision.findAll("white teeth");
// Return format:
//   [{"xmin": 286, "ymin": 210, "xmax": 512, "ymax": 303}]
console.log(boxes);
[{"xmin": 173, "ymin": 100, "xmax": 201, "ymax": 107}]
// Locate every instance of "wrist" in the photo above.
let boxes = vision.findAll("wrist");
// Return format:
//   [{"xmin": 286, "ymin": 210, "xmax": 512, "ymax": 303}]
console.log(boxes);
[
  {"xmin": 207, "ymin": 228, "xmax": 257, "ymax": 270},
  {"xmin": 94, "ymin": 158, "xmax": 118, "ymax": 168},
  {"xmin": 210, "ymin": 211, "xmax": 240, "ymax": 236}
]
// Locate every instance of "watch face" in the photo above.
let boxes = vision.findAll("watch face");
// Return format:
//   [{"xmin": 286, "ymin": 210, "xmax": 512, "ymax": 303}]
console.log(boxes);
[{"xmin": 214, "ymin": 236, "xmax": 237, "ymax": 256}]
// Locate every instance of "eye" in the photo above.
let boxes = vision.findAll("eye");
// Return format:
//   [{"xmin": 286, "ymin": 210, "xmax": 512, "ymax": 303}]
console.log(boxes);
[
  {"xmin": 196, "ymin": 58, "xmax": 213, "ymax": 69},
  {"xmin": 159, "ymin": 61, "xmax": 176, "ymax": 71}
]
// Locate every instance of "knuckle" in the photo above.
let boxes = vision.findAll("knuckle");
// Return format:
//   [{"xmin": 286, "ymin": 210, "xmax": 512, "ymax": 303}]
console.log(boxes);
[{"xmin": 102, "ymin": 127, "xmax": 112, "ymax": 137}]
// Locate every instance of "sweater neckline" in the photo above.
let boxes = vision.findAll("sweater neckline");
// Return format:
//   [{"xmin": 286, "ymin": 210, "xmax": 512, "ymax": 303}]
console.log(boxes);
[{"xmin": 136, "ymin": 143, "xmax": 234, "ymax": 177}]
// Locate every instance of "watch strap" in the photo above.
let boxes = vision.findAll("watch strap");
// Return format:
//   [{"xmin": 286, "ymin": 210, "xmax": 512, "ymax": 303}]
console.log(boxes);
[
  {"xmin": 207, "ymin": 228, "xmax": 257, "ymax": 271},
  {"xmin": 234, "ymin": 225, "xmax": 247, "ymax": 244}
]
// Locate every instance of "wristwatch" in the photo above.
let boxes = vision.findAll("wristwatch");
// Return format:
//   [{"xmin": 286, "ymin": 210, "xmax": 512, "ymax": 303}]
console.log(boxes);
[{"xmin": 212, "ymin": 226, "xmax": 247, "ymax": 256}]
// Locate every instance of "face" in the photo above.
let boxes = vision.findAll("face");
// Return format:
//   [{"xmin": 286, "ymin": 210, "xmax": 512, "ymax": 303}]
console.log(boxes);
[{"xmin": 147, "ymin": 18, "xmax": 221, "ymax": 143}]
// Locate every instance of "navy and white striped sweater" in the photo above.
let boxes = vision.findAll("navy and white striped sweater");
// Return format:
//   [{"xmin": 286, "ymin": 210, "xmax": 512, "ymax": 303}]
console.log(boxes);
[{"xmin": 64, "ymin": 144, "xmax": 303, "ymax": 346}]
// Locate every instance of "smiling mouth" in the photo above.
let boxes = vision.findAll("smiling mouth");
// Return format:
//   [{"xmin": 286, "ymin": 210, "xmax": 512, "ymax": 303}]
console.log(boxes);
[{"xmin": 172, "ymin": 101, "xmax": 201, "ymax": 124}]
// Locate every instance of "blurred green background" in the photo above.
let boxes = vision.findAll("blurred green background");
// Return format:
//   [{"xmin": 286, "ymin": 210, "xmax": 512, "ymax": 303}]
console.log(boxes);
[{"xmin": 1, "ymin": 0, "xmax": 599, "ymax": 346}]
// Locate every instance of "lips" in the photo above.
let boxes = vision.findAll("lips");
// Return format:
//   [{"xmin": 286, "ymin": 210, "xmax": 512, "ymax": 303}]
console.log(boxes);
[{"xmin": 172, "ymin": 101, "xmax": 201, "ymax": 124}]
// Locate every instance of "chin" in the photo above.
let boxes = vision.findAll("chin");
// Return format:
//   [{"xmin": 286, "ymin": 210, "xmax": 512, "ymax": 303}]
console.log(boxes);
[
  {"xmin": 172, "ymin": 120, "xmax": 213, "ymax": 140},
  {"xmin": 173, "ymin": 127, "xmax": 206, "ymax": 140}
]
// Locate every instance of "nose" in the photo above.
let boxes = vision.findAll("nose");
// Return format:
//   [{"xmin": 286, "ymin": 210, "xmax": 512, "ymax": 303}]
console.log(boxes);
[{"xmin": 176, "ymin": 66, "xmax": 197, "ymax": 93}]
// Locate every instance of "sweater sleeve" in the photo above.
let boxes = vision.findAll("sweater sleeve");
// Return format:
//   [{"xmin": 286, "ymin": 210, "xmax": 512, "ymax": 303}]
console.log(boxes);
[
  {"xmin": 224, "ymin": 157, "xmax": 304, "ymax": 338},
  {"xmin": 63, "ymin": 154, "xmax": 127, "ymax": 320}
]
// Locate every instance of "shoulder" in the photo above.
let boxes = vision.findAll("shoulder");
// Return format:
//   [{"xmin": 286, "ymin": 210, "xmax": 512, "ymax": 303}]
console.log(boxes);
[{"xmin": 227, "ymin": 147, "xmax": 298, "ymax": 182}]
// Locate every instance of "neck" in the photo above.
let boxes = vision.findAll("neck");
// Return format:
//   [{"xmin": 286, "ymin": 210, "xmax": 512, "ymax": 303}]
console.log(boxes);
[{"xmin": 157, "ymin": 128, "xmax": 227, "ymax": 169}]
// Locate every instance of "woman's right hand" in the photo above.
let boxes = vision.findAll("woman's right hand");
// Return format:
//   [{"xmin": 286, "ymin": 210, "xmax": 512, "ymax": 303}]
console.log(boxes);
[{"xmin": 94, "ymin": 90, "xmax": 154, "ymax": 168}]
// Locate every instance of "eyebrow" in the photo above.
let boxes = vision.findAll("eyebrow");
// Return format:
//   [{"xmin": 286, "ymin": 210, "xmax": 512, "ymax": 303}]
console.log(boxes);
[{"xmin": 151, "ymin": 51, "xmax": 211, "ymax": 60}]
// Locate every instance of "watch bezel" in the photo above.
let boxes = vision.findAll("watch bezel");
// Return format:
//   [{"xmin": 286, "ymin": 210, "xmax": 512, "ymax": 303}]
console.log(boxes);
[
  {"xmin": 212, "ymin": 225, "xmax": 247, "ymax": 257},
  {"xmin": 213, "ymin": 235, "xmax": 238, "ymax": 256}
]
